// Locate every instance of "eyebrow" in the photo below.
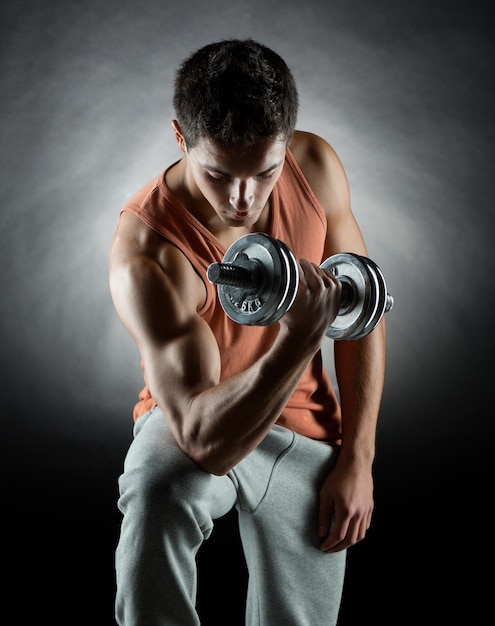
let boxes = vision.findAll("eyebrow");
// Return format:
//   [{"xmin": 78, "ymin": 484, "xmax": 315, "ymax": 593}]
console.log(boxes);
[{"xmin": 201, "ymin": 160, "xmax": 284, "ymax": 177}]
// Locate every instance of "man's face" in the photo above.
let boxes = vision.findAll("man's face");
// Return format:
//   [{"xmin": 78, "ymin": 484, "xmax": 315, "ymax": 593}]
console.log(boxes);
[{"xmin": 185, "ymin": 135, "xmax": 287, "ymax": 227}]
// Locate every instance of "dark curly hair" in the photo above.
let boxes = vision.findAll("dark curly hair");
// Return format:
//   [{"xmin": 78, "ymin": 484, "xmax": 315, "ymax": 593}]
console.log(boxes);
[{"xmin": 173, "ymin": 39, "xmax": 299, "ymax": 148}]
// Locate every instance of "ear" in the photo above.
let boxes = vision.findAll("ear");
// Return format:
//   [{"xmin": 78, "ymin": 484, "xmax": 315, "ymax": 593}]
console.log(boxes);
[{"xmin": 171, "ymin": 120, "xmax": 187, "ymax": 153}]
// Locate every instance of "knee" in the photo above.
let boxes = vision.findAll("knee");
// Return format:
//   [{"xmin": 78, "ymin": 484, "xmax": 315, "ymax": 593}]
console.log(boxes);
[{"xmin": 118, "ymin": 449, "xmax": 213, "ymax": 518}]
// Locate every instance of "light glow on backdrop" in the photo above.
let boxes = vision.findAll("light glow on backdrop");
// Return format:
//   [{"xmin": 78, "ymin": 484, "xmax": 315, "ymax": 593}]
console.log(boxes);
[{"xmin": 1, "ymin": 0, "xmax": 492, "ymax": 623}]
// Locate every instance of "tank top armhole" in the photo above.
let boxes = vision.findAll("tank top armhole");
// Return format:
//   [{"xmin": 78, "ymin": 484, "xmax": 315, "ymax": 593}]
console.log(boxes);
[
  {"xmin": 285, "ymin": 148, "xmax": 327, "ymax": 231},
  {"xmin": 159, "ymin": 235, "xmax": 217, "ymax": 319},
  {"xmin": 194, "ymin": 263, "xmax": 216, "ymax": 318},
  {"xmin": 120, "ymin": 206, "xmax": 216, "ymax": 319}
]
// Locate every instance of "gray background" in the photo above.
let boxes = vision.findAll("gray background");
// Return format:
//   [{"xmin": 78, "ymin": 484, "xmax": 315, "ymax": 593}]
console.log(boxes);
[{"xmin": 2, "ymin": 0, "xmax": 492, "ymax": 623}]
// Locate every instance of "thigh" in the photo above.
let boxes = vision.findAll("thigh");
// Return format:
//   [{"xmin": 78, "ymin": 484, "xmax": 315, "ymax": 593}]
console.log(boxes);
[
  {"xmin": 234, "ymin": 427, "xmax": 345, "ymax": 625},
  {"xmin": 120, "ymin": 407, "xmax": 238, "ymax": 533},
  {"xmin": 231, "ymin": 424, "xmax": 337, "ymax": 528}
]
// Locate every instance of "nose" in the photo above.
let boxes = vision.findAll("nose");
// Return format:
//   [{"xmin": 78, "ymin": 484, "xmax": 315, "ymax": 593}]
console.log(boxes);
[{"xmin": 230, "ymin": 180, "xmax": 254, "ymax": 211}]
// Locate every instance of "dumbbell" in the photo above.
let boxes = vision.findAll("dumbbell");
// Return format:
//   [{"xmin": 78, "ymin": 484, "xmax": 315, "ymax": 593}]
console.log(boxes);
[{"xmin": 207, "ymin": 233, "xmax": 393, "ymax": 340}]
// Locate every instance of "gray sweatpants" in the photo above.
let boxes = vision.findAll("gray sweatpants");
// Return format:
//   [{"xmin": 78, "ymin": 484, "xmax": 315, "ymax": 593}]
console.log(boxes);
[{"xmin": 115, "ymin": 407, "xmax": 346, "ymax": 625}]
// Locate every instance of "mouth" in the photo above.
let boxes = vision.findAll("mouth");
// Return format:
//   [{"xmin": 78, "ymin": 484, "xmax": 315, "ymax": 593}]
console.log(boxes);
[
  {"xmin": 222, "ymin": 208, "xmax": 254, "ymax": 222},
  {"xmin": 231, "ymin": 212, "xmax": 252, "ymax": 221},
  {"xmin": 221, "ymin": 202, "xmax": 264, "ymax": 224}
]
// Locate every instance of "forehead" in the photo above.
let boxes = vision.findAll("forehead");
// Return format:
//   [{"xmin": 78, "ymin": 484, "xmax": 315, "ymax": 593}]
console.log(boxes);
[{"xmin": 191, "ymin": 137, "xmax": 287, "ymax": 175}]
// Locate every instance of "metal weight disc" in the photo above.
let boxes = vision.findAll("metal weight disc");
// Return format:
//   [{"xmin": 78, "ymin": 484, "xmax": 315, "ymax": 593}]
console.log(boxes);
[
  {"xmin": 270, "ymin": 239, "xmax": 299, "ymax": 323},
  {"xmin": 321, "ymin": 253, "xmax": 373, "ymax": 340},
  {"xmin": 217, "ymin": 234, "xmax": 299, "ymax": 326},
  {"xmin": 353, "ymin": 255, "xmax": 389, "ymax": 339},
  {"xmin": 343, "ymin": 256, "xmax": 380, "ymax": 340}
]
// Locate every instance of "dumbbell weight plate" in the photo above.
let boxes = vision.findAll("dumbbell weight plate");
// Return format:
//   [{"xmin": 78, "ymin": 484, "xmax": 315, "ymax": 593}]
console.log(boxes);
[
  {"xmin": 353, "ymin": 255, "xmax": 389, "ymax": 339},
  {"xmin": 321, "ymin": 253, "xmax": 374, "ymax": 340},
  {"xmin": 340, "ymin": 255, "xmax": 381, "ymax": 340},
  {"xmin": 217, "ymin": 234, "xmax": 299, "ymax": 325},
  {"xmin": 271, "ymin": 240, "xmax": 300, "ymax": 323}
]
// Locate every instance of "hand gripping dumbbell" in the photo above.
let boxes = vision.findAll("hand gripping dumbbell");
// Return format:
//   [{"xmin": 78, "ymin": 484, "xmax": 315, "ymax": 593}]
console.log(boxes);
[{"xmin": 207, "ymin": 233, "xmax": 393, "ymax": 340}]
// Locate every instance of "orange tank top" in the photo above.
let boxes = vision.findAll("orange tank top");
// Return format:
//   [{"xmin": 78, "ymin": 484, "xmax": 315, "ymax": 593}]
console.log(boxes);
[{"xmin": 121, "ymin": 149, "xmax": 342, "ymax": 444}]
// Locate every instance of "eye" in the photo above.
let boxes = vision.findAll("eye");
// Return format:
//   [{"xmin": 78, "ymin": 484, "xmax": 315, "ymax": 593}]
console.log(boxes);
[
  {"xmin": 206, "ymin": 171, "xmax": 229, "ymax": 184},
  {"xmin": 257, "ymin": 172, "xmax": 275, "ymax": 181}
]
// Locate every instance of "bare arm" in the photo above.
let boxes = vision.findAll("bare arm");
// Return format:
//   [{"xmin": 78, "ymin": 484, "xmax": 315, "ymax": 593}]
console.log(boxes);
[
  {"xmin": 109, "ymin": 211, "xmax": 342, "ymax": 475},
  {"xmin": 321, "ymin": 325, "xmax": 385, "ymax": 551},
  {"xmin": 290, "ymin": 131, "xmax": 387, "ymax": 551}
]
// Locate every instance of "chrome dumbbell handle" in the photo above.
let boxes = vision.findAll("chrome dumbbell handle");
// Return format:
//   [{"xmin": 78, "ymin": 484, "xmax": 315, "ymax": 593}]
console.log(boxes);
[{"xmin": 207, "ymin": 258, "xmax": 261, "ymax": 292}]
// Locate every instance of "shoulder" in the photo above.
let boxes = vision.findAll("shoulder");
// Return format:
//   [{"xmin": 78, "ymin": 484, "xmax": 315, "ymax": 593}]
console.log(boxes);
[
  {"xmin": 288, "ymin": 130, "xmax": 351, "ymax": 219},
  {"xmin": 110, "ymin": 211, "xmax": 205, "ymax": 317},
  {"xmin": 289, "ymin": 131, "xmax": 349, "ymax": 195},
  {"xmin": 288, "ymin": 131, "xmax": 367, "ymax": 256}
]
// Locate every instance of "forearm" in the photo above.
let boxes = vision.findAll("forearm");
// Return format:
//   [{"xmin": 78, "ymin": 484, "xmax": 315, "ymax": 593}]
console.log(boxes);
[
  {"xmin": 334, "ymin": 320, "xmax": 386, "ymax": 468},
  {"xmin": 163, "ymin": 325, "xmax": 318, "ymax": 475}
]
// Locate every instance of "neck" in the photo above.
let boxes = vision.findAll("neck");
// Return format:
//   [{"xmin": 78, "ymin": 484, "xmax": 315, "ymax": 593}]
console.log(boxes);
[{"xmin": 165, "ymin": 158, "xmax": 272, "ymax": 246}]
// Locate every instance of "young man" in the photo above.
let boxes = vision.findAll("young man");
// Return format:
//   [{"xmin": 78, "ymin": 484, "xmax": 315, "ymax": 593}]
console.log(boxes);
[{"xmin": 110, "ymin": 38, "xmax": 386, "ymax": 625}]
